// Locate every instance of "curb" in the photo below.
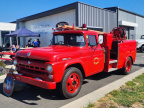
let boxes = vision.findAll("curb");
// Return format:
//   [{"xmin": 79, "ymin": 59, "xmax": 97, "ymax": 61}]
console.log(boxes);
[{"xmin": 60, "ymin": 68, "xmax": 144, "ymax": 108}]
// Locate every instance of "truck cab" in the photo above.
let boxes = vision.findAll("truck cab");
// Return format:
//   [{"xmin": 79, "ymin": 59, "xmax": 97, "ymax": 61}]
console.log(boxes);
[{"xmin": 4, "ymin": 26, "xmax": 136, "ymax": 98}]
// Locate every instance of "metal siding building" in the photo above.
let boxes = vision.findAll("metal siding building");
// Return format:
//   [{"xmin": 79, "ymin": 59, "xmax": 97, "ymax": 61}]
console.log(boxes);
[
  {"xmin": 106, "ymin": 7, "xmax": 144, "ymax": 40},
  {"xmin": 76, "ymin": 2, "xmax": 117, "ymax": 32},
  {"xmin": 16, "ymin": 2, "xmax": 117, "ymax": 47},
  {"xmin": 15, "ymin": 2, "xmax": 144, "ymax": 47}
]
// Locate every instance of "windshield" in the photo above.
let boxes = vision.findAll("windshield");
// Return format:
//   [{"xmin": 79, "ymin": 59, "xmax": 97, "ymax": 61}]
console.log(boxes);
[{"xmin": 51, "ymin": 34, "xmax": 86, "ymax": 46}]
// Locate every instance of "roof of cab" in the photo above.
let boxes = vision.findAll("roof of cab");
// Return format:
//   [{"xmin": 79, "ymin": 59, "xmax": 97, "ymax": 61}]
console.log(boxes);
[{"xmin": 53, "ymin": 30, "xmax": 98, "ymax": 35}]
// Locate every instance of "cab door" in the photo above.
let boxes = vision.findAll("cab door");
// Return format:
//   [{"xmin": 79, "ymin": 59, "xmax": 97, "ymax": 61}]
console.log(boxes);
[{"xmin": 86, "ymin": 34, "xmax": 104, "ymax": 75}]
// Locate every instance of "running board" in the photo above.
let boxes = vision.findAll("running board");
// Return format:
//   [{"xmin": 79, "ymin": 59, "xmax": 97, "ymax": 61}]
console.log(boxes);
[
  {"xmin": 109, "ymin": 60, "xmax": 118, "ymax": 64},
  {"xmin": 108, "ymin": 68, "xmax": 117, "ymax": 72}
]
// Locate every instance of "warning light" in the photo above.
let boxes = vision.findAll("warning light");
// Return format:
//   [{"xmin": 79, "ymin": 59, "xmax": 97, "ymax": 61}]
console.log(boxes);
[{"xmin": 82, "ymin": 24, "xmax": 87, "ymax": 28}]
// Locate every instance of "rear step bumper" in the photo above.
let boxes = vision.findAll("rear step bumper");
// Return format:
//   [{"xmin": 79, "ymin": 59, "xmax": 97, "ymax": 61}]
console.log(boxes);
[{"xmin": 13, "ymin": 74, "xmax": 56, "ymax": 89}]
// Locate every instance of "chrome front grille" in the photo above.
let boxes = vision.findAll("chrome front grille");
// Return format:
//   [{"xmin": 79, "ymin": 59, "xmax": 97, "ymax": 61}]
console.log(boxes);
[
  {"xmin": 19, "ymin": 63, "xmax": 45, "ymax": 71},
  {"xmin": 17, "ymin": 57, "xmax": 47, "ymax": 72}
]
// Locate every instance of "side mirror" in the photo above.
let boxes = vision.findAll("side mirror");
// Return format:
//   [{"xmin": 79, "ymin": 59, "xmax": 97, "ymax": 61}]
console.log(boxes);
[{"xmin": 98, "ymin": 35, "xmax": 103, "ymax": 44}]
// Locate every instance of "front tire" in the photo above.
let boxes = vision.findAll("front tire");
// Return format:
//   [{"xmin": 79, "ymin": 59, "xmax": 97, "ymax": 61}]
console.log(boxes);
[
  {"xmin": 122, "ymin": 57, "xmax": 132, "ymax": 75},
  {"xmin": 60, "ymin": 67, "xmax": 83, "ymax": 98},
  {"xmin": 140, "ymin": 45, "xmax": 144, "ymax": 53}
]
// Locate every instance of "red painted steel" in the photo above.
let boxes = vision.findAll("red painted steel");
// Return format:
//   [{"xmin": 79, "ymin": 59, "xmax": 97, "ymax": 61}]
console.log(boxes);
[
  {"xmin": 14, "ymin": 74, "xmax": 56, "ymax": 89},
  {"xmin": 0, "ymin": 52, "xmax": 15, "ymax": 61},
  {"xmin": 0, "ymin": 58, "xmax": 12, "ymax": 61},
  {"xmin": 66, "ymin": 73, "xmax": 80, "ymax": 93},
  {"xmin": 8, "ymin": 27, "xmax": 136, "ymax": 91},
  {"xmin": 126, "ymin": 59, "xmax": 131, "ymax": 72},
  {"xmin": 0, "ymin": 52, "xmax": 15, "ymax": 55}
]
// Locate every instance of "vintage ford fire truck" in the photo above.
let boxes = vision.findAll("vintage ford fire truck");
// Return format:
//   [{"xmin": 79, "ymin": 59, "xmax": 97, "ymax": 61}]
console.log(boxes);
[{"xmin": 3, "ymin": 25, "xmax": 136, "ymax": 98}]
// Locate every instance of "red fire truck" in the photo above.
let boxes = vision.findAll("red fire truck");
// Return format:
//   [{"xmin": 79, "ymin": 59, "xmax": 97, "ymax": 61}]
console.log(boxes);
[{"xmin": 3, "ymin": 25, "xmax": 136, "ymax": 98}]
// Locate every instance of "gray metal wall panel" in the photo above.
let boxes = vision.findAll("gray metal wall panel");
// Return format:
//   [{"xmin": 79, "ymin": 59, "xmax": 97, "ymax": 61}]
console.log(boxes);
[
  {"xmin": 119, "ymin": 10, "xmax": 136, "ymax": 23},
  {"xmin": 0, "ymin": 31, "xmax": 1, "ymax": 46},
  {"xmin": 105, "ymin": 11, "xmax": 109, "ymax": 32},
  {"xmin": 118, "ymin": 9, "xmax": 144, "ymax": 40},
  {"xmin": 136, "ymin": 16, "xmax": 144, "ymax": 39},
  {"xmin": 109, "ymin": 12, "xmax": 117, "ymax": 32},
  {"xmin": 129, "ymin": 27, "xmax": 135, "ymax": 39},
  {"xmin": 77, "ymin": 2, "xmax": 117, "ymax": 32}
]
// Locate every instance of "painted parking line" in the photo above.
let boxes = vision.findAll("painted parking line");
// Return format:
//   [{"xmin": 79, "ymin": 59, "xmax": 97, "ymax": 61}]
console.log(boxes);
[{"xmin": 60, "ymin": 68, "xmax": 144, "ymax": 108}]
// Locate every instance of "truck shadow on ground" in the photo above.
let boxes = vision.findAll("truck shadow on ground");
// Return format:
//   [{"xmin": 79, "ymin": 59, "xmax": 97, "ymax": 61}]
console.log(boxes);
[
  {"xmin": 0, "ymin": 79, "xmax": 88, "ymax": 105},
  {"xmin": 136, "ymin": 50, "xmax": 143, "ymax": 53},
  {"xmin": 0, "ymin": 69, "xmax": 123, "ymax": 105},
  {"xmin": 86, "ymin": 69, "xmax": 123, "ymax": 81},
  {"xmin": 133, "ymin": 63, "xmax": 144, "ymax": 67},
  {"xmin": 0, "ymin": 81, "xmax": 66, "ymax": 105}
]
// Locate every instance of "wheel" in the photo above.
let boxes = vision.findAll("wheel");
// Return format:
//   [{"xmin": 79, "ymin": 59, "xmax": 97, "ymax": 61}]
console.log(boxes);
[
  {"xmin": 140, "ymin": 45, "xmax": 144, "ymax": 53},
  {"xmin": 60, "ymin": 67, "xmax": 83, "ymax": 98},
  {"xmin": 122, "ymin": 57, "xmax": 132, "ymax": 75}
]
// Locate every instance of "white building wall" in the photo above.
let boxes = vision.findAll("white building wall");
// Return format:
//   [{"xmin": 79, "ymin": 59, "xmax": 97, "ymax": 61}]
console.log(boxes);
[
  {"xmin": 0, "ymin": 22, "xmax": 16, "ymax": 46},
  {"xmin": 135, "ymin": 16, "xmax": 144, "ymax": 39},
  {"xmin": 0, "ymin": 22, "xmax": 16, "ymax": 31},
  {"xmin": 24, "ymin": 9, "xmax": 75, "ymax": 47}
]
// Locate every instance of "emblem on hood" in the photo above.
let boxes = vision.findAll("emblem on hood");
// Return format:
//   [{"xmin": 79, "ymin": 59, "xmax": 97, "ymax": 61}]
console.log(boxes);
[{"xmin": 27, "ymin": 52, "xmax": 31, "ymax": 57}]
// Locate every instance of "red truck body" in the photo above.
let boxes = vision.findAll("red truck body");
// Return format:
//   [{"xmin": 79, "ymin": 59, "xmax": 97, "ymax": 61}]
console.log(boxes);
[{"xmin": 5, "ymin": 27, "xmax": 136, "ymax": 98}]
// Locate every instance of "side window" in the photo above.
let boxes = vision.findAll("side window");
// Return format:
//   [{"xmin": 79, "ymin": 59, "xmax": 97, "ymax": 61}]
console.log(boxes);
[
  {"xmin": 54, "ymin": 35, "xmax": 64, "ymax": 45},
  {"xmin": 87, "ymin": 35, "xmax": 97, "ymax": 46}
]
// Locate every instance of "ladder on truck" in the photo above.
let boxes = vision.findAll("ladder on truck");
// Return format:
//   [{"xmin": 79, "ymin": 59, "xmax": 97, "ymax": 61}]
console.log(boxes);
[{"xmin": 57, "ymin": 24, "xmax": 104, "ymax": 34}]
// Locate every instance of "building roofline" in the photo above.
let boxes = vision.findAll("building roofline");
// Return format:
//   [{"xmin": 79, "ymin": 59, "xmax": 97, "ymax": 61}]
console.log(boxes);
[
  {"xmin": 17, "ymin": 2, "xmax": 144, "ymax": 23},
  {"xmin": 17, "ymin": 2, "xmax": 77, "ymax": 22},
  {"xmin": 77, "ymin": 2, "xmax": 116, "ymax": 13},
  {"xmin": 10, "ymin": 21, "xmax": 16, "ymax": 23},
  {"xmin": 106, "ymin": 7, "xmax": 144, "ymax": 18},
  {"xmin": 17, "ymin": 2, "xmax": 117, "ymax": 22}
]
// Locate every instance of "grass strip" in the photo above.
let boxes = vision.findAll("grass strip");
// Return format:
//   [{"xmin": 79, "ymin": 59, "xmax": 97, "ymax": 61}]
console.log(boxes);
[{"xmin": 86, "ymin": 73, "xmax": 144, "ymax": 108}]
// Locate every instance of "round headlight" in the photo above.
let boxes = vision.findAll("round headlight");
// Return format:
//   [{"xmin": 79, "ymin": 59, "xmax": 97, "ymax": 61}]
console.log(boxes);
[
  {"xmin": 13, "ymin": 59, "xmax": 17, "ymax": 66},
  {"xmin": 46, "ymin": 64, "xmax": 53, "ymax": 73},
  {"xmin": 48, "ymin": 75, "xmax": 53, "ymax": 79}
]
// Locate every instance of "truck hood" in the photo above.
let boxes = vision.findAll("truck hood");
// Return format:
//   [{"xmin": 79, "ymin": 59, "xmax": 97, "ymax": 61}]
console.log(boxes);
[{"xmin": 16, "ymin": 45, "xmax": 82, "ymax": 62}]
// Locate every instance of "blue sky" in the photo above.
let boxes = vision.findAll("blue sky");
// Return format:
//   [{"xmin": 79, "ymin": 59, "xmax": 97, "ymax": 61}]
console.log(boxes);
[{"xmin": 0, "ymin": 0, "xmax": 144, "ymax": 23}]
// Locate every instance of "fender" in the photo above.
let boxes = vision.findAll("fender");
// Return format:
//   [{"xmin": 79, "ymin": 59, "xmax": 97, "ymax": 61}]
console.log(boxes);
[
  {"xmin": 45, "ymin": 60, "xmax": 88, "ymax": 82},
  {"xmin": 123, "ymin": 54, "xmax": 132, "ymax": 68},
  {"xmin": 63, "ymin": 59, "xmax": 88, "ymax": 76}
]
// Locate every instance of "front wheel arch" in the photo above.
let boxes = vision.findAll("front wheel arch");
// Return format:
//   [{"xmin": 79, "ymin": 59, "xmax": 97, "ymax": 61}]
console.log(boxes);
[{"xmin": 65, "ymin": 63, "xmax": 86, "ymax": 79}]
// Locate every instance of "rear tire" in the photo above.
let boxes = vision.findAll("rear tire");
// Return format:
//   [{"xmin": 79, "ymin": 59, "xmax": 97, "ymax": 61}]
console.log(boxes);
[
  {"xmin": 140, "ymin": 45, "xmax": 144, "ymax": 53},
  {"xmin": 60, "ymin": 67, "xmax": 83, "ymax": 98},
  {"xmin": 122, "ymin": 57, "xmax": 132, "ymax": 75}
]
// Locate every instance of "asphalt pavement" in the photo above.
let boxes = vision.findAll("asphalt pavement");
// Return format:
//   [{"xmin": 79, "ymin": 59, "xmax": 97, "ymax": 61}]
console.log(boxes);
[{"xmin": 0, "ymin": 51, "xmax": 144, "ymax": 108}]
